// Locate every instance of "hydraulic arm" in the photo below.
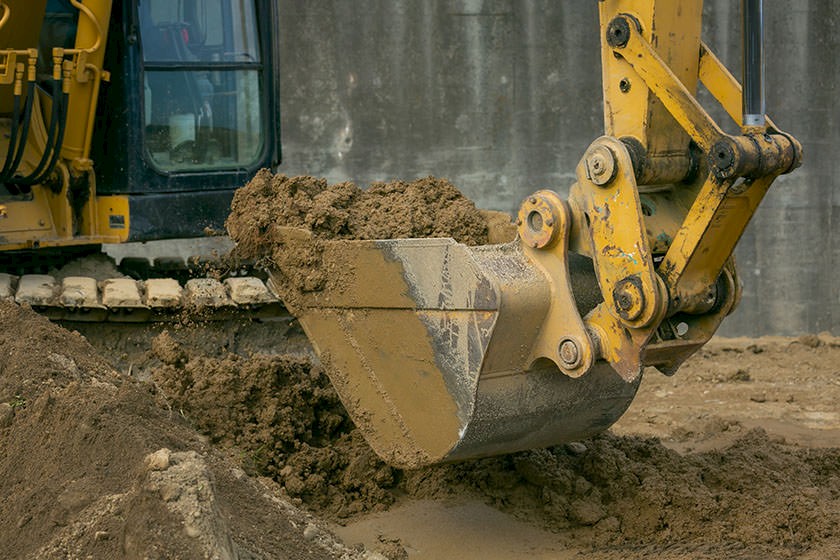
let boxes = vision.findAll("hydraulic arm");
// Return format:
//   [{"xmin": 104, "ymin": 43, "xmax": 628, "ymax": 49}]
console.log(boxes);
[{"xmin": 270, "ymin": 0, "xmax": 801, "ymax": 468}]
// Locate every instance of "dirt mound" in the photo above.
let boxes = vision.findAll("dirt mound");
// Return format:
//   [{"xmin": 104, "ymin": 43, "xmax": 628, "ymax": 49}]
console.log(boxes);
[
  {"xmin": 225, "ymin": 172, "xmax": 499, "ymax": 309},
  {"xmin": 226, "ymin": 172, "xmax": 490, "ymax": 261},
  {"xmin": 0, "ymin": 302, "xmax": 356, "ymax": 559},
  {"xmin": 150, "ymin": 335, "xmax": 399, "ymax": 519},
  {"xmin": 146, "ymin": 329, "xmax": 840, "ymax": 557},
  {"xmin": 405, "ymin": 429, "xmax": 840, "ymax": 556}
]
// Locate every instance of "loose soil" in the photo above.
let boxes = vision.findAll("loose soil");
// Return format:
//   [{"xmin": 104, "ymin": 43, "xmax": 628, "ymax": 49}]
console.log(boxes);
[
  {"xmin": 67, "ymin": 318, "xmax": 840, "ymax": 560},
  {"xmin": 0, "ymin": 302, "xmax": 358, "ymax": 560},
  {"xmin": 224, "ymin": 172, "xmax": 501, "ymax": 311},
  {"xmin": 5, "ymin": 173, "xmax": 840, "ymax": 558},
  {"xmin": 226, "ymin": 172, "xmax": 491, "ymax": 257}
]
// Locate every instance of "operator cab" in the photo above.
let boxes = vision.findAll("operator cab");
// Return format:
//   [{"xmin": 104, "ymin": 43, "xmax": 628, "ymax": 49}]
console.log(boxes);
[{"xmin": 92, "ymin": 0, "xmax": 280, "ymax": 240}]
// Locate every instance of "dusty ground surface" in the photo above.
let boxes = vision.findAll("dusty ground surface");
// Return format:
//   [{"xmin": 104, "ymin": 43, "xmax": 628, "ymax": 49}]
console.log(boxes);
[
  {"xmin": 5, "ymin": 175, "xmax": 840, "ymax": 558},
  {"xmin": 333, "ymin": 335, "xmax": 840, "ymax": 560},
  {"xmin": 64, "ymin": 318, "xmax": 840, "ymax": 560}
]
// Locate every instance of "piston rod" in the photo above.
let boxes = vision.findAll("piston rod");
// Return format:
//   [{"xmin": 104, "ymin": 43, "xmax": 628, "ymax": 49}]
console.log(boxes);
[{"xmin": 742, "ymin": 0, "xmax": 765, "ymax": 127}]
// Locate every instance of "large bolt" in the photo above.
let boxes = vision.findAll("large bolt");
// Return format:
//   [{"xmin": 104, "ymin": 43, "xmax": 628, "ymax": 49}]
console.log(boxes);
[
  {"xmin": 612, "ymin": 275, "xmax": 645, "ymax": 322},
  {"xmin": 709, "ymin": 139, "xmax": 737, "ymax": 179},
  {"xmin": 606, "ymin": 16, "xmax": 631, "ymax": 48},
  {"xmin": 586, "ymin": 146, "xmax": 617, "ymax": 186},
  {"xmin": 516, "ymin": 191, "xmax": 565, "ymax": 249},
  {"xmin": 616, "ymin": 292, "xmax": 634, "ymax": 312},
  {"xmin": 558, "ymin": 338, "xmax": 581, "ymax": 369},
  {"xmin": 590, "ymin": 154, "xmax": 607, "ymax": 176}
]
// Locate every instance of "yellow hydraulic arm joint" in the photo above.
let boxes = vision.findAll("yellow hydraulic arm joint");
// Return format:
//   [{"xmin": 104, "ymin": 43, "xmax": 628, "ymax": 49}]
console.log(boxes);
[{"xmin": 541, "ymin": 0, "xmax": 802, "ymax": 380}]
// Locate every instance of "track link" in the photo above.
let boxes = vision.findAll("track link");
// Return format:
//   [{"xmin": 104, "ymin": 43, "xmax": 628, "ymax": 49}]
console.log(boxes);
[{"xmin": 0, "ymin": 273, "xmax": 286, "ymax": 322}]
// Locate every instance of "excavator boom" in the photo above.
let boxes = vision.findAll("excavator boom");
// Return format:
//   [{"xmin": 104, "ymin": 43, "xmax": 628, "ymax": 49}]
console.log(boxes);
[{"xmin": 266, "ymin": 0, "xmax": 801, "ymax": 467}]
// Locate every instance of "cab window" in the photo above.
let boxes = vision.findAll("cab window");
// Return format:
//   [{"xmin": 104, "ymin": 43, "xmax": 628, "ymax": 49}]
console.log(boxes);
[{"xmin": 138, "ymin": 0, "xmax": 264, "ymax": 172}]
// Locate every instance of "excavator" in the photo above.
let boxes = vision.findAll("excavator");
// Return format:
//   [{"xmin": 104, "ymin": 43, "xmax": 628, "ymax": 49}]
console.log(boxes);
[{"xmin": 1, "ymin": 1, "xmax": 800, "ymax": 468}]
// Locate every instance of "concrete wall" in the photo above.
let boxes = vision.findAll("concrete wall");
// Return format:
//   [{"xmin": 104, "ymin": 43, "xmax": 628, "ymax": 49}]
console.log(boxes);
[{"xmin": 274, "ymin": 0, "xmax": 835, "ymax": 337}]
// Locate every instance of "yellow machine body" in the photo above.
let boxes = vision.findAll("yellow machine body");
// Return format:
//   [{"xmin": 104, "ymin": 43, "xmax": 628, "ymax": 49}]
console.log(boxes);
[
  {"xmin": 0, "ymin": 0, "xmax": 279, "ymax": 255},
  {"xmin": 0, "ymin": 0, "xmax": 125, "ymax": 250},
  {"xmin": 1, "ymin": 0, "xmax": 802, "ymax": 469}
]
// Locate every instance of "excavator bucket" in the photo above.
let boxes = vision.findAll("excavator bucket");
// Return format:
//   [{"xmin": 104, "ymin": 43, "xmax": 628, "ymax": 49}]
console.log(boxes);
[{"xmin": 269, "ymin": 225, "xmax": 640, "ymax": 468}]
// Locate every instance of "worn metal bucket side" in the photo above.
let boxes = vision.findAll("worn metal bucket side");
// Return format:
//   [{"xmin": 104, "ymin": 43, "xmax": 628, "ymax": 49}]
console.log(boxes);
[{"xmin": 272, "ymin": 233, "xmax": 640, "ymax": 468}]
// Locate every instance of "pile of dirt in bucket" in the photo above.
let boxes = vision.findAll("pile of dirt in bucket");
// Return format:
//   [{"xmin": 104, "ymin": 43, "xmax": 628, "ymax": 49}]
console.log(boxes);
[
  {"xmin": 224, "ymin": 172, "xmax": 507, "ymax": 309},
  {"xmin": 226, "ymin": 171, "xmax": 491, "ymax": 258}
]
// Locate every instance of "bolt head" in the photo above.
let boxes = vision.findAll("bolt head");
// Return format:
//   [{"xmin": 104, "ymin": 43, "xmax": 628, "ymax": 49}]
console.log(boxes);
[
  {"xmin": 616, "ymin": 292, "xmax": 634, "ymax": 311},
  {"xmin": 590, "ymin": 155, "xmax": 606, "ymax": 175},
  {"xmin": 612, "ymin": 276, "xmax": 645, "ymax": 322},
  {"xmin": 558, "ymin": 338, "xmax": 581, "ymax": 368},
  {"xmin": 586, "ymin": 146, "xmax": 616, "ymax": 186}
]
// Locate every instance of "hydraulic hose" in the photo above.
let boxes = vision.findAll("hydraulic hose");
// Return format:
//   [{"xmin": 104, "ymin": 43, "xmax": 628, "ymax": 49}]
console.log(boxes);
[
  {"xmin": 0, "ymin": 3, "xmax": 9, "ymax": 32},
  {"xmin": 29, "ymin": 89, "xmax": 69, "ymax": 185},
  {"xmin": 3, "ymin": 81, "xmax": 36, "ymax": 193},
  {"xmin": 10, "ymin": 76, "xmax": 69, "ymax": 188}
]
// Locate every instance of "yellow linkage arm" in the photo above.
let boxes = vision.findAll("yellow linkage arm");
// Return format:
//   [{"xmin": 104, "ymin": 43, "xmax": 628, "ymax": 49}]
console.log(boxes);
[{"xmin": 525, "ymin": 0, "xmax": 801, "ymax": 380}]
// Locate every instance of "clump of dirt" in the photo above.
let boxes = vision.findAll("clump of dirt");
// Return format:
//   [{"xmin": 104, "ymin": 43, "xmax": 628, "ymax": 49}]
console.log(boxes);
[
  {"xmin": 0, "ymin": 301, "xmax": 357, "ymax": 559},
  {"xmin": 372, "ymin": 535, "xmax": 408, "ymax": 560},
  {"xmin": 150, "ymin": 335, "xmax": 399, "ymax": 519}
]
